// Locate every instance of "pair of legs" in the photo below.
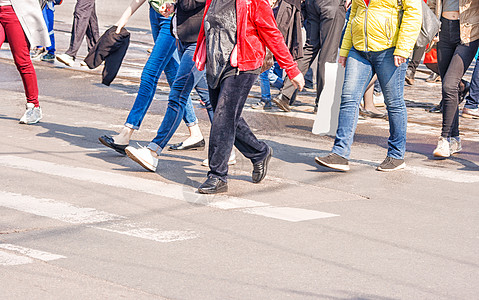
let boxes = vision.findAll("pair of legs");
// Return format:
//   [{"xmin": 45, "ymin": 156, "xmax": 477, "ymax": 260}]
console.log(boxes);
[
  {"xmin": 258, "ymin": 62, "xmax": 283, "ymax": 107},
  {"xmin": 437, "ymin": 18, "xmax": 479, "ymax": 138},
  {"xmin": 325, "ymin": 47, "xmax": 407, "ymax": 170},
  {"xmin": 112, "ymin": 11, "xmax": 212, "ymax": 149},
  {"xmin": 361, "ymin": 75, "xmax": 386, "ymax": 118},
  {"xmin": 277, "ymin": 0, "xmax": 345, "ymax": 109},
  {"xmin": 463, "ymin": 60, "xmax": 479, "ymax": 111},
  {"xmin": 0, "ymin": 6, "xmax": 39, "ymax": 108}
]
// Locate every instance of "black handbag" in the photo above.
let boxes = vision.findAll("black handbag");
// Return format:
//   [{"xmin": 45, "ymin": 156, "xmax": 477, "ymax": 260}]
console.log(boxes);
[{"xmin": 398, "ymin": 0, "xmax": 441, "ymax": 49}]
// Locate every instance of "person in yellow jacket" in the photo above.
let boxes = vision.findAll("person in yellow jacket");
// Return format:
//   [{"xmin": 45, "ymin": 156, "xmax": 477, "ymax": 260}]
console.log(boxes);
[{"xmin": 315, "ymin": 0, "xmax": 421, "ymax": 172}]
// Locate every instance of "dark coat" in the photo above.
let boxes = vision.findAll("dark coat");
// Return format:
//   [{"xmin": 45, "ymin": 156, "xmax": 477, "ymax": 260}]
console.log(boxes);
[
  {"xmin": 274, "ymin": 0, "xmax": 303, "ymax": 60},
  {"xmin": 84, "ymin": 26, "xmax": 130, "ymax": 86}
]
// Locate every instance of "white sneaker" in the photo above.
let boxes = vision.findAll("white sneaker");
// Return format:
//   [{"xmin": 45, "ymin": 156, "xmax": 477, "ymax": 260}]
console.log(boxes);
[
  {"xmin": 19, "ymin": 103, "xmax": 42, "ymax": 124},
  {"xmin": 433, "ymin": 137, "xmax": 450, "ymax": 158},
  {"xmin": 202, "ymin": 150, "xmax": 237, "ymax": 167},
  {"xmin": 56, "ymin": 53, "xmax": 75, "ymax": 67},
  {"xmin": 125, "ymin": 145, "xmax": 158, "ymax": 172},
  {"xmin": 449, "ymin": 136, "xmax": 462, "ymax": 155}
]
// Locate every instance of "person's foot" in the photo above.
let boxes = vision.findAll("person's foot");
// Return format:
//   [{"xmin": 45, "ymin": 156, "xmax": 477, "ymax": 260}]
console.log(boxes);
[
  {"xmin": 425, "ymin": 72, "xmax": 441, "ymax": 83},
  {"xmin": 125, "ymin": 145, "xmax": 159, "ymax": 172},
  {"xmin": 252, "ymin": 147, "xmax": 273, "ymax": 183},
  {"xmin": 376, "ymin": 156, "xmax": 406, "ymax": 172},
  {"xmin": 251, "ymin": 101, "xmax": 272, "ymax": 110},
  {"xmin": 427, "ymin": 104, "xmax": 442, "ymax": 113},
  {"xmin": 202, "ymin": 150, "xmax": 237, "ymax": 167},
  {"xmin": 405, "ymin": 69, "xmax": 415, "ymax": 85},
  {"xmin": 433, "ymin": 137, "xmax": 450, "ymax": 158},
  {"xmin": 41, "ymin": 53, "xmax": 55, "ymax": 62},
  {"xmin": 272, "ymin": 95, "xmax": 291, "ymax": 112},
  {"xmin": 462, "ymin": 107, "xmax": 479, "ymax": 119},
  {"xmin": 19, "ymin": 103, "xmax": 42, "ymax": 125},
  {"xmin": 98, "ymin": 135, "xmax": 128, "ymax": 155},
  {"xmin": 198, "ymin": 176, "xmax": 228, "ymax": 194},
  {"xmin": 360, "ymin": 108, "xmax": 386, "ymax": 119},
  {"xmin": 449, "ymin": 136, "xmax": 462, "ymax": 155},
  {"xmin": 314, "ymin": 153, "xmax": 349, "ymax": 171},
  {"xmin": 56, "ymin": 53, "xmax": 75, "ymax": 67},
  {"xmin": 31, "ymin": 47, "xmax": 46, "ymax": 59},
  {"xmin": 168, "ymin": 138, "xmax": 205, "ymax": 151}
]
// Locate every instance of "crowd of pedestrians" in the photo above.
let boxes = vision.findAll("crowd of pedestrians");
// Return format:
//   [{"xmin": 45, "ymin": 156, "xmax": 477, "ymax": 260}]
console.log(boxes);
[{"xmin": 1, "ymin": 0, "xmax": 478, "ymax": 193}]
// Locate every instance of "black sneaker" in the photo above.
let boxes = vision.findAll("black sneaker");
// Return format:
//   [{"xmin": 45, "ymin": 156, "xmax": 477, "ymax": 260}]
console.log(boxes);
[
  {"xmin": 314, "ymin": 153, "xmax": 349, "ymax": 171},
  {"xmin": 376, "ymin": 156, "xmax": 405, "ymax": 172}
]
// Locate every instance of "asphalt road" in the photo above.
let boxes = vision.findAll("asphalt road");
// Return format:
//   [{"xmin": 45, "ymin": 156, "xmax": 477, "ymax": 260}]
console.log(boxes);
[{"xmin": 1, "ymin": 1, "xmax": 479, "ymax": 299}]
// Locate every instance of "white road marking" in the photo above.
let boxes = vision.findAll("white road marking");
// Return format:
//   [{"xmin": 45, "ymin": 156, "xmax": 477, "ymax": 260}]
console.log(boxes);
[
  {"xmin": 0, "ymin": 155, "xmax": 337, "ymax": 222},
  {"xmin": 241, "ymin": 207, "xmax": 339, "ymax": 222},
  {"xmin": 0, "ymin": 244, "xmax": 65, "ymax": 262},
  {"xmin": 0, "ymin": 191, "xmax": 198, "ymax": 243},
  {"xmin": 0, "ymin": 251, "xmax": 33, "ymax": 266},
  {"xmin": 299, "ymin": 152, "xmax": 479, "ymax": 183}
]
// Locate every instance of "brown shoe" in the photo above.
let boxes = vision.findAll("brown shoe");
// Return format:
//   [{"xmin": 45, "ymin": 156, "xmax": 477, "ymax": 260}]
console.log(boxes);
[
  {"xmin": 272, "ymin": 95, "xmax": 291, "ymax": 112},
  {"xmin": 462, "ymin": 107, "xmax": 479, "ymax": 119}
]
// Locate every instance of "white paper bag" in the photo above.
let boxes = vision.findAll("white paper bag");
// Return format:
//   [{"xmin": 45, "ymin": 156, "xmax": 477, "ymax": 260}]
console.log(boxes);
[{"xmin": 312, "ymin": 62, "xmax": 345, "ymax": 136}]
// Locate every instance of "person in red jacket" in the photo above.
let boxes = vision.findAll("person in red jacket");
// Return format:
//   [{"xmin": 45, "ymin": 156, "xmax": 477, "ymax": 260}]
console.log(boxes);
[{"xmin": 194, "ymin": 0, "xmax": 304, "ymax": 194}]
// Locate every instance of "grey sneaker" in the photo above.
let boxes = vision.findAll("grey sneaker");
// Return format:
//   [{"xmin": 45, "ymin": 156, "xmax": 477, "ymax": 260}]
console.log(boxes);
[
  {"xmin": 31, "ymin": 47, "xmax": 45, "ymax": 59},
  {"xmin": 19, "ymin": 103, "xmax": 42, "ymax": 124},
  {"xmin": 314, "ymin": 153, "xmax": 350, "ymax": 171},
  {"xmin": 251, "ymin": 101, "xmax": 272, "ymax": 110},
  {"xmin": 376, "ymin": 156, "xmax": 405, "ymax": 172},
  {"xmin": 449, "ymin": 136, "xmax": 462, "ymax": 155},
  {"xmin": 41, "ymin": 53, "xmax": 56, "ymax": 62}
]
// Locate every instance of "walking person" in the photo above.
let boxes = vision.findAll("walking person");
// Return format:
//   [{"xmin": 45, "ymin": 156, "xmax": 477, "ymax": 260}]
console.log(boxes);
[
  {"xmin": 120, "ymin": 0, "xmax": 214, "ymax": 172},
  {"xmin": 273, "ymin": 0, "xmax": 346, "ymax": 112},
  {"xmin": 99, "ymin": 0, "xmax": 213, "ymax": 157},
  {"xmin": 195, "ymin": 0, "xmax": 305, "ymax": 194},
  {"xmin": 430, "ymin": 0, "xmax": 479, "ymax": 158},
  {"xmin": 0, "ymin": 0, "xmax": 50, "ymax": 124},
  {"xmin": 56, "ymin": 0, "xmax": 99, "ymax": 66},
  {"xmin": 315, "ymin": 0, "xmax": 422, "ymax": 172},
  {"xmin": 31, "ymin": 0, "xmax": 61, "ymax": 62}
]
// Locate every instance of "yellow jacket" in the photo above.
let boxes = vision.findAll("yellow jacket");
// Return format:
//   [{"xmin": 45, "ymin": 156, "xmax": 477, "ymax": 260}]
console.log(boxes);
[{"xmin": 340, "ymin": 0, "xmax": 422, "ymax": 59}]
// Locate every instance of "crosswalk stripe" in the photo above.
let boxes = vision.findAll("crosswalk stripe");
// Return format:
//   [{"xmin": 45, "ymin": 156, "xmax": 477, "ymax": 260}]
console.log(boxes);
[
  {"xmin": 0, "ymin": 155, "xmax": 338, "ymax": 222},
  {"xmin": 0, "ymin": 251, "xmax": 33, "ymax": 266},
  {"xmin": 0, "ymin": 244, "xmax": 66, "ymax": 262},
  {"xmin": 0, "ymin": 191, "xmax": 198, "ymax": 243}
]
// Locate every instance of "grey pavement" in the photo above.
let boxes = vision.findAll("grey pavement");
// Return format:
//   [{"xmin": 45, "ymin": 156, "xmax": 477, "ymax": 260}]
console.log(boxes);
[{"xmin": 1, "ymin": 2, "xmax": 479, "ymax": 299}]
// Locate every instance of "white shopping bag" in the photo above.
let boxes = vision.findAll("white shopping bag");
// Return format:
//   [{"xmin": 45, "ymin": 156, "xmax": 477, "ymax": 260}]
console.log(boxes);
[{"xmin": 312, "ymin": 62, "xmax": 345, "ymax": 136}]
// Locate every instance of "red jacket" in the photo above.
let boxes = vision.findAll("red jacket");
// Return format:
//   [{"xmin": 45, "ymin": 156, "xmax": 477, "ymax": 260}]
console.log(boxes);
[{"xmin": 194, "ymin": 0, "xmax": 301, "ymax": 81}]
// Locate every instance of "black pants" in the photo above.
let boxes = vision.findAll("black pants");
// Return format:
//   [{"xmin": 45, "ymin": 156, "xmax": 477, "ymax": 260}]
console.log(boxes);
[
  {"xmin": 281, "ymin": 0, "xmax": 345, "ymax": 104},
  {"xmin": 207, "ymin": 73, "xmax": 268, "ymax": 181},
  {"xmin": 66, "ymin": 0, "xmax": 99, "ymax": 59},
  {"xmin": 437, "ymin": 17, "xmax": 479, "ymax": 137}
]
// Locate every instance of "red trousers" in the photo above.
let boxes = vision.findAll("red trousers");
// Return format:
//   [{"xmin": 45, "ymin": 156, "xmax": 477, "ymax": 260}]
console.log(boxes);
[{"xmin": 0, "ymin": 5, "xmax": 39, "ymax": 107}]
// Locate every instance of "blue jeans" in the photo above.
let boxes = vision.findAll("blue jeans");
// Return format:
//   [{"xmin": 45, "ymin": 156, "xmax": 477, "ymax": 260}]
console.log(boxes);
[
  {"xmin": 125, "ymin": 11, "xmax": 179, "ymax": 129},
  {"xmin": 147, "ymin": 41, "xmax": 207, "ymax": 154},
  {"xmin": 260, "ymin": 62, "xmax": 283, "ymax": 103},
  {"xmin": 42, "ymin": 3, "xmax": 55, "ymax": 54},
  {"xmin": 464, "ymin": 60, "xmax": 479, "ymax": 110},
  {"xmin": 332, "ymin": 47, "xmax": 408, "ymax": 160}
]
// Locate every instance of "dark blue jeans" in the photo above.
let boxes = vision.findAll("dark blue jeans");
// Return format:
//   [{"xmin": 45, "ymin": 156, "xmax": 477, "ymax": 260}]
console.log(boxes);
[
  {"xmin": 333, "ymin": 47, "xmax": 408, "ymax": 159},
  {"xmin": 464, "ymin": 60, "xmax": 479, "ymax": 110},
  {"xmin": 147, "ymin": 41, "xmax": 207, "ymax": 154},
  {"xmin": 207, "ymin": 73, "xmax": 269, "ymax": 181}
]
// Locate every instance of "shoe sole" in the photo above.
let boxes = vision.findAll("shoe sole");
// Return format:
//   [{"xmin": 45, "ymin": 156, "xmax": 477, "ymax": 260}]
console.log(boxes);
[
  {"xmin": 433, "ymin": 151, "xmax": 450, "ymax": 158},
  {"xmin": 57, "ymin": 56, "xmax": 74, "ymax": 67},
  {"xmin": 125, "ymin": 148, "xmax": 157, "ymax": 172},
  {"xmin": 314, "ymin": 157, "xmax": 350, "ymax": 171},
  {"xmin": 198, "ymin": 185, "xmax": 228, "ymax": 194},
  {"xmin": 20, "ymin": 118, "xmax": 42, "ymax": 125},
  {"xmin": 272, "ymin": 98, "xmax": 291, "ymax": 112},
  {"xmin": 376, "ymin": 162, "xmax": 406, "ymax": 172},
  {"xmin": 168, "ymin": 146, "xmax": 205, "ymax": 151}
]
